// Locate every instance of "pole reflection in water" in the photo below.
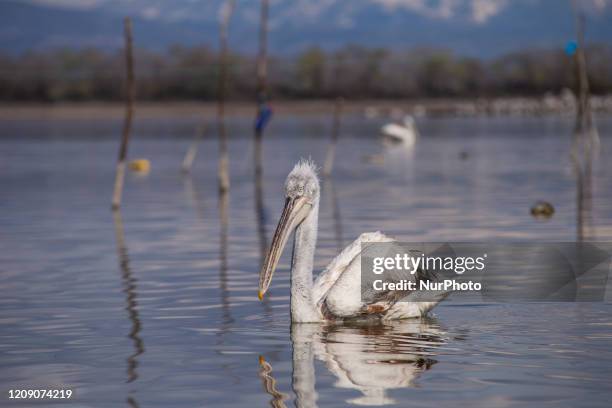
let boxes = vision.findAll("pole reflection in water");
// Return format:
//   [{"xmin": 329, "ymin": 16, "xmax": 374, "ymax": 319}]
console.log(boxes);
[
  {"xmin": 573, "ymin": 147, "xmax": 594, "ymax": 242},
  {"xmin": 571, "ymin": 11, "xmax": 598, "ymax": 242},
  {"xmin": 254, "ymin": 155, "xmax": 268, "ymax": 266},
  {"xmin": 218, "ymin": 190, "xmax": 234, "ymax": 328},
  {"xmin": 254, "ymin": 158, "xmax": 274, "ymax": 316},
  {"xmin": 323, "ymin": 97, "xmax": 343, "ymax": 177},
  {"xmin": 324, "ymin": 179, "xmax": 343, "ymax": 253},
  {"xmin": 181, "ymin": 124, "xmax": 206, "ymax": 174},
  {"xmin": 112, "ymin": 210, "xmax": 145, "ymax": 408},
  {"xmin": 259, "ymin": 319, "xmax": 447, "ymax": 407},
  {"xmin": 183, "ymin": 175, "xmax": 205, "ymax": 222},
  {"xmin": 572, "ymin": 106, "xmax": 596, "ymax": 241}
]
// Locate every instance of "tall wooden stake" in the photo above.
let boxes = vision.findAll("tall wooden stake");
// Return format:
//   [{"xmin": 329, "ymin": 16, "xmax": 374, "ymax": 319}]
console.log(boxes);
[
  {"xmin": 253, "ymin": 0, "xmax": 270, "ymax": 270},
  {"xmin": 112, "ymin": 17, "xmax": 135, "ymax": 210},
  {"xmin": 217, "ymin": 0, "xmax": 235, "ymax": 193},
  {"xmin": 254, "ymin": 0, "xmax": 269, "ymax": 178},
  {"xmin": 256, "ymin": 0, "xmax": 269, "ymax": 98},
  {"xmin": 181, "ymin": 124, "xmax": 205, "ymax": 173},
  {"xmin": 574, "ymin": 12, "xmax": 591, "ymax": 135},
  {"xmin": 571, "ymin": 4, "xmax": 597, "ymax": 241},
  {"xmin": 323, "ymin": 97, "xmax": 343, "ymax": 177}
]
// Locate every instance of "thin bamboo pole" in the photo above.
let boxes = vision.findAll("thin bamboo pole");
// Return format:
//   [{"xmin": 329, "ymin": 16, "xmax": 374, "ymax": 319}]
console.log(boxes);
[
  {"xmin": 256, "ymin": 0, "xmax": 269, "ymax": 97},
  {"xmin": 254, "ymin": 0, "xmax": 270, "ymax": 271},
  {"xmin": 323, "ymin": 97, "xmax": 343, "ymax": 177},
  {"xmin": 217, "ymin": 0, "xmax": 235, "ymax": 193},
  {"xmin": 111, "ymin": 17, "xmax": 135, "ymax": 210},
  {"xmin": 254, "ymin": 0, "xmax": 269, "ymax": 178},
  {"xmin": 571, "ymin": 4, "xmax": 596, "ymax": 241},
  {"xmin": 181, "ymin": 124, "xmax": 205, "ymax": 173},
  {"xmin": 574, "ymin": 12, "xmax": 590, "ymax": 134}
]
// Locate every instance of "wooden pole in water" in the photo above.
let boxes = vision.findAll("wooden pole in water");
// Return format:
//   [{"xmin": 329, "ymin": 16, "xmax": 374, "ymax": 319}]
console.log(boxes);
[
  {"xmin": 256, "ymin": 0, "xmax": 269, "ymax": 97},
  {"xmin": 574, "ymin": 11, "xmax": 587, "ymax": 241},
  {"xmin": 323, "ymin": 97, "xmax": 344, "ymax": 177},
  {"xmin": 254, "ymin": 0, "xmax": 269, "ymax": 178},
  {"xmin": 253, "ymin": 0, "xmax": 271, "ymax": 274},
  {"xmin": 572, "ymin": 5, "xmax": 599, "ymax": 152},
  {"xmin": 571, "ymin": 5, "xmax": 597, "ymax": 241},
  {"xmin": 574, "ymin": 11, "xmax": 591, "ymax": 134},
  {"xmin": 181, "ymin": 124, "xmax": 205, "ymax": 174},
  {"xmin": 217, "ymin": 0, "xmax": 235, "ymax": 193},
  {"xmin": 111, "ymin": 17, "xmax": 135, "ymax": 210}
]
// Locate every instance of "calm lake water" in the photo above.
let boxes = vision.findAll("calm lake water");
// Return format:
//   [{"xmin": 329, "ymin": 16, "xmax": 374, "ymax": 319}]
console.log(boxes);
[{"xmin": 1, "ymin": 114, "xmax": 612, "ymax": 407}]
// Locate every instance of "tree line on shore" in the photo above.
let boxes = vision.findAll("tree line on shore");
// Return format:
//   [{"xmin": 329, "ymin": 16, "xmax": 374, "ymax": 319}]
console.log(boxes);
[{"xmin": 1, "ymin": 44, "xmax": 611, "ymax": 102}]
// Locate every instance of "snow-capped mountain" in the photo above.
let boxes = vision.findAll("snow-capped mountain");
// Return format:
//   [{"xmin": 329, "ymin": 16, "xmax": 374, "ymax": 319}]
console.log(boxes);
[{"xmin": 1, "ymin": 0, "xmax": 611, "ymax": 56}]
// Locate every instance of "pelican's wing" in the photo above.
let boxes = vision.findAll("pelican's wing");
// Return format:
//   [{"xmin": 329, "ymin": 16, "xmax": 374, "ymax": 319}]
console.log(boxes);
[
  {"xmin": 358, "ymin": 246, "xmax": 439, "ymax": 316},
  {"xmin": 313, "ymin": 231, "xmax": 394, "ymax": 305},
  {"xmin": 316, "ymin": 234, "xmax": 442, "ymax": 319}
]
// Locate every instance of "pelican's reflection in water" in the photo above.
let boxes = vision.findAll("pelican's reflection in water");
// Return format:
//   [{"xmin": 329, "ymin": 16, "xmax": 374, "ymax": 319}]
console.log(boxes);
[
  {"xmin": 112, "ymin": 211, "xmax": 145, "ymax": 407},
  {"xmin": 259, "ymin": 319, "xmax": 447, "ymax": 407}
]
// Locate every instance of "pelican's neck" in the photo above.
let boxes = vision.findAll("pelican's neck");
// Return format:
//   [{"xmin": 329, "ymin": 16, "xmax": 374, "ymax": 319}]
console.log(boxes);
[{"xmin": 290, "ymin": 197, "xmax": 320, "ymax": 322}]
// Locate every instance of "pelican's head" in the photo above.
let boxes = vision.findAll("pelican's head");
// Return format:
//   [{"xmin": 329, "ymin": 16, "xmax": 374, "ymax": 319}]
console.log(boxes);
[
  {"xmin": 284, "ymin": 159, "xmax": 320, "ymax": 202},
  {"xmin": 258, "ymin": 160, "xmax": 319, "ymax": 300}
]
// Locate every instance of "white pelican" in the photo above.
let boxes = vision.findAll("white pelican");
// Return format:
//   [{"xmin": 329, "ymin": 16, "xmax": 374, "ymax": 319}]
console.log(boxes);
[
  {"xmin": 381, "ymin": 115, "xmax": 419, "ymax": 145},
  {"xmin": 258, "ymin": 160, "xmax": 445, "ymax": 322}
]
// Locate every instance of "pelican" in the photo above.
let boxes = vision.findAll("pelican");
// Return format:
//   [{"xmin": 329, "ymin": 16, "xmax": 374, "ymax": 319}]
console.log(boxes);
[
  {"xmin": 258, "ymin": 160, "xmax": 445, "ymax": 322},
  {"xmin": 381, "ymin": 115, "xmax": 418, "ymax": 145}
]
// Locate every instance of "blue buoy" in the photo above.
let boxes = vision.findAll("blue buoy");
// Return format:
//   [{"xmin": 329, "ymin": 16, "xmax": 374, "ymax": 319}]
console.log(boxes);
[
  {"xmin": 255, "ymin": 104, "xmax": 273, "ymax": 132},
  {"xmin": 565, "ymin": 41, "xmax": 578, "ymax": 56}
]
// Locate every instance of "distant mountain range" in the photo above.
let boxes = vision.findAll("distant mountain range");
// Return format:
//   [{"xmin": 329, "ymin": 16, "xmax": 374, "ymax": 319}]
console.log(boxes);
[{"xmin": 1, "ymin": 0, "xmax": 611, "ymax": 57}]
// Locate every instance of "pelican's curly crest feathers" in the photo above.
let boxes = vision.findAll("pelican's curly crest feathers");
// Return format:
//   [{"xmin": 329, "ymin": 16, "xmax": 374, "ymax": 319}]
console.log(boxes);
[
  {"xmin": 289, "ymin": 158, "xmax": 319, "ymax": 180},
  {"xmin": 285, "ymin": 159, "xmax": 320, "ymax": 198}
]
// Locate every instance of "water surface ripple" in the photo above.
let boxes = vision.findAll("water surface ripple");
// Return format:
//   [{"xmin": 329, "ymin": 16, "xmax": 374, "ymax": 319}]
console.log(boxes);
[{"xmin": 1, "ymin": 116, "xmax": 612, "ymax": 407}]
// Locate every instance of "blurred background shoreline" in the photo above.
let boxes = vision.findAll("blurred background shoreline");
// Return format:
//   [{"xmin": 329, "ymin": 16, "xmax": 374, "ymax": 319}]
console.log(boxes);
[
  {"xmin": 2, "ymin": 45, "xmax": 611, "ymax": 105},
  {"xmin": 2, "ymin": 96, "xmax": 612, "ymax": 121}
]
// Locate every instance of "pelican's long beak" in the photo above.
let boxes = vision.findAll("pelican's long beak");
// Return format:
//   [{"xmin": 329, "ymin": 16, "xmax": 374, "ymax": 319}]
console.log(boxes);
[{"xmin": 258, "ymin": 196, "xmax": 312, "ymax": 300}]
